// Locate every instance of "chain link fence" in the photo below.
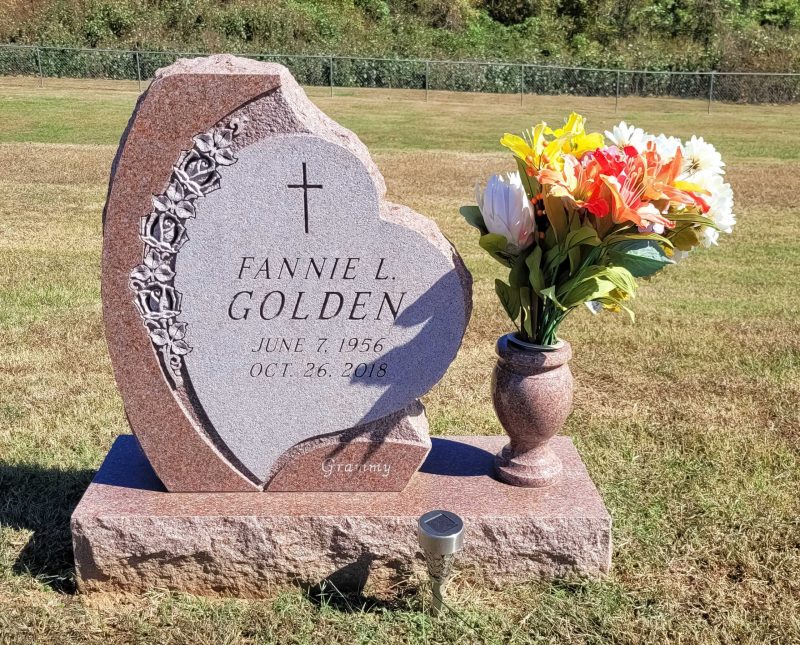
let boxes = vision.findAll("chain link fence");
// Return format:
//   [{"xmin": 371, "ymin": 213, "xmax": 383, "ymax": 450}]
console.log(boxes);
[{"xmin": 2, "ymin": 44, "xmax": 799, "ymax": 110}]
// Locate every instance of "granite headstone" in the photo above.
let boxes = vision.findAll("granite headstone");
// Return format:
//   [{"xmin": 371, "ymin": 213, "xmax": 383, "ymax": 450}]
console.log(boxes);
[
  {"xmin": 101, "ymin": 55, "xmax": 472, "ymax": 492},
  {"xmin": 73, "ymin": 55, "xmax": 611, "ymax": 596}
]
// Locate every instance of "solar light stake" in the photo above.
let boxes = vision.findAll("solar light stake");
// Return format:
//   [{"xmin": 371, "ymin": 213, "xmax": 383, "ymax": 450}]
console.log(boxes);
[{"xmin": 418, "ymin": 510, "xmax": 465, "ymax": 615}]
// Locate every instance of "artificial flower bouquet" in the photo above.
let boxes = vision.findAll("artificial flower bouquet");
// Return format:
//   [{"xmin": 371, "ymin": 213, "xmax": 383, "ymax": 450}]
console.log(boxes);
[{"xmin": 462, "ymin": 113, "xmax": 735, "ymax": 347}]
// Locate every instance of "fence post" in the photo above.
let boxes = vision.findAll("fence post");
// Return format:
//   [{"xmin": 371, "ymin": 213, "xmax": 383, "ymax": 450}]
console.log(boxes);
[
  {"xmin": 36, "ymin": 47, "xmax": 43, "ymax": 87},
  {"xmin": 425, "ymin": 60, "xmax": 429, "ymax": 102},
  {"xmin": 707, "ymin": 71, "xmax": 715, "ymax": 114},
  {"xmin": 615, "ymin": 70, "xmax": 620, "ymax": 112},
  {"xmin": 329, "ymin": 56, "xmax": 334, "ymax": 97},
  {"xmin": 519, "ymin": 64, "xmax": 524, "ymax": 105},
  {"xmin": 135, "ymin": 50, "xmax": 142, "ymax": 93}
]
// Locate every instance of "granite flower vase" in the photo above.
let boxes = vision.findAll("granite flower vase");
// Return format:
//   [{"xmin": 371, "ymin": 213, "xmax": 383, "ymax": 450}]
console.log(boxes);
[{"xmin": 491, "ymin": 334, "xmax": 573, "ymax": 488}]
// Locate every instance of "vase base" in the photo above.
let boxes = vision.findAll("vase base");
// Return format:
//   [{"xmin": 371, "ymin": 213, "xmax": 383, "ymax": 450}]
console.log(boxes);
[{"xmin": 494, "ymin": 443, "xmax": 563, "ymax": 488}]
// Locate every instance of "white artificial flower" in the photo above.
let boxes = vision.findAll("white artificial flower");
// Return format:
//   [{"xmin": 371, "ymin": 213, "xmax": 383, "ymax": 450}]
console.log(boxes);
[
  {"xmin": 475, "ymin": 172, "xmax": 535, "ymax": 253},
  {"xmin": 637, "ymin": 219, "xmax": 666, "ymax": 235},
  {"xmin": 646, "ymin": 133, "xmax": 683, "ymax": 160},
  {"xmin": 681, "ymin": 135, "xmax": 725, "ymax": 180},
  {"xmin": 605, "ymin": 121, "xmax": 647, "ymax": 152},
  {"xmin": 701, "ymin": 227, "xmax": 720, "ymax": 246},
  {"xmin": 699, "ymin": 174, "xmax": 735, "ymax": 247},
  {"xmin": 585, "ymin": 301, "xmax": 603, "ymax": 314}
]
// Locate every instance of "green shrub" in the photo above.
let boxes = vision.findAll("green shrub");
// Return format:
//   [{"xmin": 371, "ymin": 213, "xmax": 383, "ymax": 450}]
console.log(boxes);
[{"xmin": 0, "ymin": 0, "xmax": 798, "ymax": 76}]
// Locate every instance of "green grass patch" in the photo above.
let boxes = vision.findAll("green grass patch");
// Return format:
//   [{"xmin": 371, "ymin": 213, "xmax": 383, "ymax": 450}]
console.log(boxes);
[{"xmin": 0, "ymin": 83, "xmax": 799, "ymax": 643}]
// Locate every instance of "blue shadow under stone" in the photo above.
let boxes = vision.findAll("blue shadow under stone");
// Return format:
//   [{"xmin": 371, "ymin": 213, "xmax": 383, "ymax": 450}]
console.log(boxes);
[
  {"xmin": 95, "ymin": 435, "xmax": 498, "ymax": 491},
  {"xmin": 419, "ymin": 437, "xmax": 497, "ymax": 478},
  {"xmin": 91, "ymin": 435, "xmax": 166, "ymax": 492}
]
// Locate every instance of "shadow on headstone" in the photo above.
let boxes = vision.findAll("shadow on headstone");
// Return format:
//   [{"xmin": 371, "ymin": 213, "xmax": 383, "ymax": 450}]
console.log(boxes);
[
  {"xmin": 0, "ymin": 463, "xmax": 95, "ymax": 592},
  {"xmin": 350, "ymin": 272, "xmax": 465, "ymax": 430},
  {"xmin": 318, "ymin": 271, "xmax": 469, "ymax": 468}
]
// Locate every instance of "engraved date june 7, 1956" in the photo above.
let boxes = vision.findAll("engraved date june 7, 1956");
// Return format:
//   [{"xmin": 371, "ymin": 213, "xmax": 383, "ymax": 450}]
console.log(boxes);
[
  {"xmin": 250, "ymin": 336, "xmax": 387, "ymax": 354},
  {"xmin": 247, "ymin": 336, "xmax": 390, "ymax": 379}
]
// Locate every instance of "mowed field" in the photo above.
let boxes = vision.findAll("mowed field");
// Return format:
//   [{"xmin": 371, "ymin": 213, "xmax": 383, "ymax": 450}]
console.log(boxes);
[{"xmin": 1, "ymin": 78, "xmax": 799, "ymax": 644}]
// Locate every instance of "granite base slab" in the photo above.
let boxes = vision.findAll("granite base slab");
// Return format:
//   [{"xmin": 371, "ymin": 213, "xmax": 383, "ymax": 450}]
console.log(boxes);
[{"xmin": 72, "ymin": 435, "xmax": 612, "ymax": 597}]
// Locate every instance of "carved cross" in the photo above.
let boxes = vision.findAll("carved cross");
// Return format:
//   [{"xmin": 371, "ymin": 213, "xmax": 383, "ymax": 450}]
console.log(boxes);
[{"xmin": 287, "ymin": 162, "xmax": 323, "ymax": 234}]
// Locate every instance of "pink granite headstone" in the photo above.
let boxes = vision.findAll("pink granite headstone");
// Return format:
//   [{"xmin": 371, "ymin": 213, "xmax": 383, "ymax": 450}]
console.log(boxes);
[{"xmin": 101, "ymin": 55, "xmax": 472, "ymax": 492}]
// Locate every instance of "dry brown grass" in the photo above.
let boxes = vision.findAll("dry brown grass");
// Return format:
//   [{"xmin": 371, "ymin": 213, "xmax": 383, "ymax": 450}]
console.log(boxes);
[{"xmin": 0, "ymin": 84, "xmax": 799, "ymax": 643}]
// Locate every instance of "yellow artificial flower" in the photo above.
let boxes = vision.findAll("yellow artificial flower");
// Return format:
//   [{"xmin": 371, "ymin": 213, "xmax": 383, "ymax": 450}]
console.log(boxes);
[
  {"xmin": 500, "ymin": 133, "xmax": 535, "ymax": 163},
  {"xmin": 570, "ymin": 132, "xmax": 605, "ymax": 157},
  {"xmin": 546, "ymin": 112, "xmax": 586, "ymax": 138},
  {"xmin": 501, "ymin": 122, "xmax": 547, "ymax": 169},
  {"xmin": 502, "ymin": 113, "xmax": 604, "ymax": 172}
]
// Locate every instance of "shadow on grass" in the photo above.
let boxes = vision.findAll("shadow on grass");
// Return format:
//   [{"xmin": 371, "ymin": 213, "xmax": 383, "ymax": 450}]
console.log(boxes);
[
  {"xmin": 0, "ymin": 463, "xmax": 94, "ymax": 593},
  {"xmin": 302, "ymin": 552, "xmax": 420, "ymax": 613}
]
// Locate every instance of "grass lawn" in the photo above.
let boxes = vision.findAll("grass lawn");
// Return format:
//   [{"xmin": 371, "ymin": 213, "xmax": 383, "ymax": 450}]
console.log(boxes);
[{"xmin": 1, "ymin": 78, "xmax": 799, "ymax": 644}]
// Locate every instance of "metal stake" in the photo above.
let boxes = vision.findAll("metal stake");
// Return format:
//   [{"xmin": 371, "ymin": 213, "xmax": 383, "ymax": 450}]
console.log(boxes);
[
  {"xmin": 425, "ymin": 60, "xmax": 429, "ymax": 102},
  {"xmin": 329, "ymin": 56, "xmax": 334, "ymax": 97},
  {"xmin": 418, "ymin": 510, "xmax": 464, "ymax": 615},
  {"xmin": 135, "ymin": 50, "xmax": 142, "ymax": 93},
  {"xmin": 615, "ymin": 70, "xmax": 621, "ymax": 113},
  {"xmin": 36, "ymin": 47, "xmax": 43, "ymax": 87},
  {"xmin": 519, "ymin": 64, "xmax": 524, "ymax": 105},
  {"xmin": 708, "ymin": 71, "xmax": 715, "ymax": 114}
]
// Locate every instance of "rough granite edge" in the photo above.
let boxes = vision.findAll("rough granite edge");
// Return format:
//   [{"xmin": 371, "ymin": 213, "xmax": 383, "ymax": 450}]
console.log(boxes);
[
  {"xmin": 71, "ymin": 435, "xmax": 612, "ymax": 597},
  {"xmin": 157, "ymin": 54, "xmax": 386, "ymax": 198}
]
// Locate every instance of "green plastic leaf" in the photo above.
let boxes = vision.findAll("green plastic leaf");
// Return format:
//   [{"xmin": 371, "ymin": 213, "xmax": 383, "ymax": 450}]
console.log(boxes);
[
  {"xmin": 565, "ymin": 224, "xmax": 602, "ymax": 250},
  {"xmin": 542, "ymin": 188, "xmax": 568, "ymax": 244},
  {"xmin": 495, "ymin": 279, "xmax": 520, "ymax": 322},
  {"xmin": 526, "ymin": 246, "xmax": 545, "ymax": 295},
  {"xmin": 479, "ymin": 233, "xmax": 513, "ymax": 267},
  {"xmin": 514, "ymin": 157, "xmax": 540, "ymax": 200},
  {"xmin": 607, "ymin": 240, "xmax": 675, "ymax": 278},
  {"xmin": 509, "ymin": 252, "xmax": 529, "ymax": 289},
  {"xmin": 569, "ymin": 211, "xmax": 582, "ymax": 233},
  {"xmin": 544, "ymin": 245, "xmax": 564, "ymax": 272},
  {"xmin": 603, "ymin": 265, "xmax": 638, "ymax": 294},
  {"xmin": 540, "ymin": 285, "xmax": 566, "ymax": 310},
  {"xmin": 543, "ymin": 225, "xmax": 557, "ymax": 250},
  {"xmin": 563, "ymin": 277, "xmax": 617, "ymax": 308},
  {"xmin": 519, "ymin": 287, "xmax": 534, "ymax": 338},
  {"xmin": 566, "ymin": 224, "xmax": 601, "ymax": 274},
  {"xmin": 670, "ymin": 224, "xmax": 702, "ymax": 251},
  {"xmin": 666, "ymin": 211, "xmax": 720, "ymax": 229},
  {"xmin": 460, "ymin": 205, "xmax": 487, "ymax": 234},
  {"xmin": 559, "ymin": 265, "xmax": 637, "ymax": 309},
  {"xmin": 603, "ymin": 231, "xmax": 674, "ymax": 248}
]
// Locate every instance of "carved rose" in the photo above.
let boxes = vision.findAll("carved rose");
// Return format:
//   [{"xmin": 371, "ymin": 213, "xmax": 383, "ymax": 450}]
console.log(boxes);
[
  {"xmin": 174, "ymin": 149, "xmax": 220, "ymax": 196},
  {"xmin": 153, "ymin": 181, "xmax": 196, "ymax": 219},
  {"xmin": 140, "ymin": 210, "xmax": 189, "ymax": 253},
  {"xmin": 194, "ymin": 129, "xmax": 237, "ymax": 167},
  {"xmin": 149, "ymin": 321, "xmax": 191, "ymax": 356},
  {"xmin": 130, "ymin": 248, "xmax": 175, "ymax": 287},
  {"xmin": 129, "ymin": 118, "xmax": 245, "ymax": 388},
  {"xmin": 134, "ymin": 283, "xmax": 182, "ymax": 320}
]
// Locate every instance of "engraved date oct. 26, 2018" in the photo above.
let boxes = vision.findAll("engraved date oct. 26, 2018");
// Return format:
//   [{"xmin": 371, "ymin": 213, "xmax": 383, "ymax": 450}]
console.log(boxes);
[
  {"xmin": 248, "ymin": 361, "xmax": 388, "ymax": 379},
  {"xmin": 247, "ymin": 337, "xmax": 390, "ymax": 379}
]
